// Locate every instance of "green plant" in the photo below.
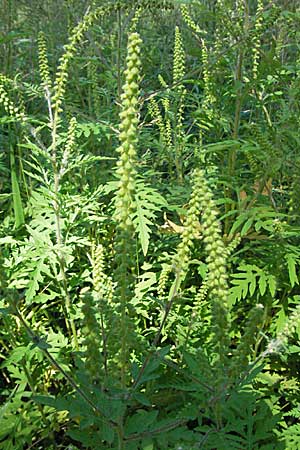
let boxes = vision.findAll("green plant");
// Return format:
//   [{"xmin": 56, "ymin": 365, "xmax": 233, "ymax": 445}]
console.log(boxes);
[{"xmin": 1, "ymin": 1, "xmax": 300, "ymax": 449}]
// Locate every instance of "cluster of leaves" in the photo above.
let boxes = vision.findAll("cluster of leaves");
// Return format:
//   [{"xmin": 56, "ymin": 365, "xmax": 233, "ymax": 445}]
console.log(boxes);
[{"xmin": 1, "ymin": 1, "xmax": 300, "ymax": 449}]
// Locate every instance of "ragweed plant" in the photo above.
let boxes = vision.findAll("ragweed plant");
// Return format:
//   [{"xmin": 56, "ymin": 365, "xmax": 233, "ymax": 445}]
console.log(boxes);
[
  {"xmin": 34, "ymin": 7, "xmax": 111, "ymax": 350},
  {"xmin": 87, "ymin": 56, "xmax": 101, "ymax": 117},
  {"xmin": 148, "ymin": 80, "xmax": 173, "ymax": 173},
  {"xmin": 158, "ymin": 262, "xmax": 173, "ymax": 299},
  {"xmin": 173, "ymin": 26, "xmax": 187, "ymax": 182},
  {"xmin": 158, "ymin": 168, "xmax": 229, "ymax": 361},
  {"xmin": 113, "ymin": 31, "xmax": 142, "ymax": 387},
  {"xmin": 174, "ymin": 171, "xmax": 203, "ymax": 278},
  {"xmin": 148, "ymin": 97, "xmax": 171, "ymax": 147},
  {"xmin": 201, "ymin": 38, "xmax": 217, "ymax": 119},
  {"xmin": 51, "ymin": 7, "xmax": 108, "ymax": 120},
  {"xmin": 1, "ymin": 2, "xmax": 300, "ymax": 449},
  {"xmin": 147, "ymin": 26, "xmax": 187, "ymax": 182},
  {"xmin": 180, "ymin": 5, "xmax": 216, "ymax": 129}
]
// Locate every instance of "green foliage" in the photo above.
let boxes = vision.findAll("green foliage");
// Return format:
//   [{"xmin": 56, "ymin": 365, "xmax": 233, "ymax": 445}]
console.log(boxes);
[
  {"xmin": 133, "ymin": 179, "xmax": 167, "ymax": 256},
  {"xmin": 1, "ymin": 1, "xmax": 300, "ymax": 449}
]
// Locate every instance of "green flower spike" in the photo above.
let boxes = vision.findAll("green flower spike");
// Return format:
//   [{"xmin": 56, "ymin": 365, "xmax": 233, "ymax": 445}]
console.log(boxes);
[
  {"xmin": 193, "ymin": 169, "xmax": 230, "ymax": 360},
  {"xmin": 115, "ymin": 32, "xmax": 142, "ymax": 229}
]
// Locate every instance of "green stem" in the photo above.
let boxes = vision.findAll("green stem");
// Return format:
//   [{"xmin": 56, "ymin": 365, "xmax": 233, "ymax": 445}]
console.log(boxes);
[
  {"xmin": 119, "ymin": 231, "xmax": 131, "ymax": 389},
  {"xmin": 47, "ymin": 86, "xmax": 78, "ymax": 350},
  {"xmin": 224, "ymin": 1, "xmax": 250, "ymax": 235}
]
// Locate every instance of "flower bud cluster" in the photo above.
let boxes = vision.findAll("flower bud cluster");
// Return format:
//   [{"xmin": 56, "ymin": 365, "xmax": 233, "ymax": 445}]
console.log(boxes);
[
  {"xmin": 213, "ymin": 0, "xmax": 224, "ymax": 72},
  {"xmin": 245, "ymin": 149, "xmax": 259, "ymax": 175},
  {"xmin": 148, "ymin": 98, "xmax": 166, "ymax": 144},
  {"xmin": 230, "ymin": 304, "xmax": 264, "ymax": 379},
  {"xmin": 225, "ymin": 234, "xmax": 241, "ymax": 257},
  {"xmin": 0, "ymin": 77, "xmax": 26, "ymax": 123},
  {"xmin": 59, "ymin": 117, "xmax": 77, "ymax": 177},
  {"xmin": 115, "ymin": 32, "xmax": 142, "ymax": 230},
  {"xmin": 52, "ymin": 7, "xmax": 106, "ymax": 116},
  {"xmin": 192, "ymin": 169, "xmax": 230, "ymax": 354},
  {"xmin": 130, "ymin": 8, "xmax": 141, "ymax": 32},
  {"xmin": 176, "ymin": 95, "xmax": 186, "ymax": 139},
  {"xmin": 201, "ymin": 39, "xmax": 216, "ymax": 116},
  {"xmin": 38, "ymin": 32, "xmax": 52, "ymax": 89},
  {"xmin": 194, "ymin": 170, "xmax": 228, "ymax": 299},
  {"xmin": 173, "ymin": 26, "xmax": 187, "ymax": 143},
  {"xmin": 195, "ymin": 278, "xmax": 209, "ymax": 307},
  {"xmin": 158, "ymin": 263, "xmax": 172, "ymax": 299},
  {"xmin": 173, "ymin": 27, "xmax": 185, "ymax": 85},
  {"xmin": 161, "ymin": 97, "xmax": 172, "ymax": 148},
  {"xmin": 81, "ymin": 292, "xmax": 102, "ymax": 382},
  {"xmin": 275, "ymin": 28, "xmax": 284, "ymax": 62},
  {"xmin": 175, "ymin": 169, "xmax": 204, "ymax": 275},
  {"xmin": 87, "ymin": 57, "xmax": 101, "ymax": 116},
  {"xmin": 148, "ymin": 97, "xmax": 172, "ymax": 150},
  {"xmin": 235, "ymin": 0, "xmax": 245, "ymax": 30},
  {"xmin": 158, "ymin": 74, "xmax": 167, "ymax": 88},
  {"xmin": 93, "ymin": 244, "xmax": 113, "ymax": 303},
  {"xmin": 136, "ymin": 0, "xmax": 174, "ymax": 11},
  {"xmin": 180, "ymin": 5, "xmax": 202, "ymax": 34},
  {"xmin": 156, "ymin": 76, "xmax": 172, "ymax": 149},
  {"xmin": 252, "ymin": 0, "xmax": 264, "ymax": 80}
]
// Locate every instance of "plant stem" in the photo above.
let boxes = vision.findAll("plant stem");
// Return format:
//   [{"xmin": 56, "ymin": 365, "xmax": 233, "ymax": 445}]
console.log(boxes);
[
  {"xmin": 46, "ymin": 85, "xmax": 79, "ymax": 350},
  {"xmin": 14, "ymin": 306, "xmax": 118, "ymax": 428},
  {"xmin": 225, "ymin": 1, "xmax": 250, "ymax": 235}
]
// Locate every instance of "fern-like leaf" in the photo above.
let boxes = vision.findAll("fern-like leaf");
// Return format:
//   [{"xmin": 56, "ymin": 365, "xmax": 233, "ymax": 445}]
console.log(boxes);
[{"xmin": 132, "ymin": 180, "xmax": 167, "ymax": 256}]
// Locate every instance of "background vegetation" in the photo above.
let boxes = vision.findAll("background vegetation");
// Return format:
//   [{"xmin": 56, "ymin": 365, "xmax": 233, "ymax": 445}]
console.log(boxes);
[{"xmin": 1, "ymin": 0, "xmax": 300, "ymax": 448}]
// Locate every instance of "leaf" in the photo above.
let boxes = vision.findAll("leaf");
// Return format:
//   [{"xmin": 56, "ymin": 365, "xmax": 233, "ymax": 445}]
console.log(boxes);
[
  {"xmin": 134, "ymin": 194, "xmax": 153, "ymax": 256},
  {"xmin": 259, "ymin": 272, "xmax": 267, "ymax": 296},
  {"xmin": 230, "ymin": 213, "xmax": 248, "ymax": 235},
  {"xmin": 241, "ymin": 217, "xmax": 254, "ymax": 236},
  {"xmin": 280, "ymin": 423, "xmax": 300, "ymax": 449},
  {"xmin": 286, "ymin": 254, "xmax": 299, "ymax": 288},
  {"xmin": 0, "ymin": 235, "xmax": 18, "ymax": 244},
  {"xmin": 132, "ymin": 392, "xmax": 152, "ymax": 407},
  {"xmin": 33, "ymin": 395, "xmax": 57, "ymax": 409},
  {"xmin": 10, "ymin": 148, "xmax": 24, "ymax": 228},
  {"xmin": 25, "ymin": 258, "xmax": 51, "ymax": 302},
  {"xmin": 132, "ymin": 180, "xmax": 167, "ymax": 256},
  {"xmin": 0, "ymin": 193, "xmax": 12, "ymax": 201},
  {"xmin": 125, "ymin": 410, "xmax": 158, "ymax": 435},
  {"xmin": 268, "ymin": 275, "xmax": 277, "ymax": 297},
  {"xmin": 249, "ymin": 272, "xmax": 257, "ymax": 296},
  {"xmin": 134, "ymin": 271, "xmax": 157, "ymax": 302},
  {"xmin": 274, "ymin": 307, "xmax": 287, "ymax": 334}
]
